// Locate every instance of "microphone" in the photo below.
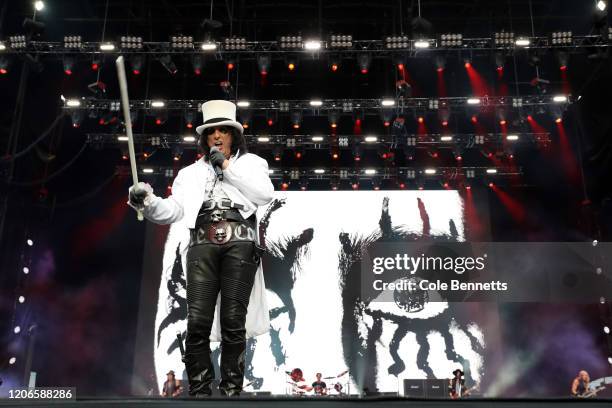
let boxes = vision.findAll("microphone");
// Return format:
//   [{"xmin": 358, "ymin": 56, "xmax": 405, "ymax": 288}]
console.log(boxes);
[{"xmin": 210, "ymin": 146, "xmax": 224, "ymax": 181}]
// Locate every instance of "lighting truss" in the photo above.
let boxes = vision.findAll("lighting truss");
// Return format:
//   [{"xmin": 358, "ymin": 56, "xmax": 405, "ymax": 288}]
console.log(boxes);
[
  {"xmin": 3, "ymin": 33, "xmax": 608, "ymax": 56},
  {"xmin": 67, "ymin": 96, "xmax": 573, "ymax": 114}
]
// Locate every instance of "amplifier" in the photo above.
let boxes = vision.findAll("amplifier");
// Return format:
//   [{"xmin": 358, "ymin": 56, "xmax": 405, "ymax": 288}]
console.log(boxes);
[
  {"xmin": 403, "ymin": 379, "xmax": 425, "ymax": 398},
  {"xmin": 425, "ymin": 379, "xmax": 447, "ymax": 398}
]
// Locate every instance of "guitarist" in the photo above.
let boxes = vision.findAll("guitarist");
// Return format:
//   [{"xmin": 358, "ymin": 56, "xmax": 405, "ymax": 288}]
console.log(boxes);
[
  {"xmin": 449, "ymin": 369, "xmax": 470, "ymax": 399},
  {"xmin": 571, "ymin": 370, "xmax": 591, "ymax": 397}
]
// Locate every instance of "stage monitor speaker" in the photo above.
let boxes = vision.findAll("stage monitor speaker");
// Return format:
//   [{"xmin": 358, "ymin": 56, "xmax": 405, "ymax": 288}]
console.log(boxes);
[
  {"xmin": 425, "ymin": 379, "xmax": 447, "ymax": 398},
  {"xmin": 403, "ymin": 379, "xmax": 425, "ymax": 398}
]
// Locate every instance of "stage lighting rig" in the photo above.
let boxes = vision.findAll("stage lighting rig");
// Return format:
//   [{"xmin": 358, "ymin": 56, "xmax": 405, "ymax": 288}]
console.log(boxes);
[
  {"xmin": 385, "ymin": 35, "xmax": 410, "ymax": 49},
  {"xmin": 100, "ymin": 42, "xmax": 115, "ymax": 51},
  {"xmin": 551, "ymin": 31, "xmax": 572, "ymax": 46},
  {"xmin": 291, "ymin": 111, "xmax": 302, "ymax": 129},
  {"xmin": 279, "ymin": 35, "xmax": 303, "ymax": 49},
  {"xmin": 0, "ymin": 57, "xmax": 9, "ymax": 74},
  {"xmin": 9, "ymin": 35, "xmax": 27, "ymax": 49},
  {"xmin": 440, "ymin": 33, "xmax": 463, "ymax": 47},
  {"xmin": 158, "ymin": 54, "xmax": 177, "ymax": 74},
  {"xmin": 191, "ymin": 55, "xmax": 203, "ymax": 75},
  {"xmin": 342, "ymin": 101, "xmax": 353, "ymax": 113},
  {"xmin": 494, "ymin": 31, "xmax": 515, "ymax": 47},
  {"xmin": 122, "ymin": 36, "xmax": 143, "ymax": 49},
  {"xmin": 329, "ymin": 34, "xmax": 352, "ymax": 49},
  {"xmin": 63, "ymin": 35, "xmax": 82, "ymax": 49},
  {"xmin": 224, "ymin": 37, "xmax": 247, "ymax": 50},
  {"xmin": 357, "ymin": 53, "xmax": 371, "ymax": 73},
  {"xmin": 304, "ymin": 40, "xmax": 321, "ymax": 51},
  {"xmin": 171, "ymin": 35, "xmax": 193, "ymax": 49},
  {"xmin": 257, "ymin": 54, "xmax": 270, "ymax": 75}
]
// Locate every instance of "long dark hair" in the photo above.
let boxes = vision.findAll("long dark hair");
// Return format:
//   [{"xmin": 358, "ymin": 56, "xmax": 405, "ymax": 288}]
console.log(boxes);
[{"xmin": 199, "ymin": 127, "xmax": 248, "ymax": 159}]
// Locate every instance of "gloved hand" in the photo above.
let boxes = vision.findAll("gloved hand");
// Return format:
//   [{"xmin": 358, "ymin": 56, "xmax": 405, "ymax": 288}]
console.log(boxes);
[
  {"xmin": 128, "ymin": 182, "xmax": 153, "ymax": 207},
  {"xmin": 209, "ymin": 147, "xmax": 226, "ymax": 168}
]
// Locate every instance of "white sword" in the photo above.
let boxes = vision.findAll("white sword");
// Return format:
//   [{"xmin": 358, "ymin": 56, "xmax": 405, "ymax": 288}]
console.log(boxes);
[{"xmin": 115, "ymin": 56, "xmax": 143, "ymax": 221}]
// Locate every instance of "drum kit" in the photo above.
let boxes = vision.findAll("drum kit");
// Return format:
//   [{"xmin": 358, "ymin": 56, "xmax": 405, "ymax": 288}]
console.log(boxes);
[{"xmin": 286, "ymin": 369, "xmax": 350, "ymax": 397}]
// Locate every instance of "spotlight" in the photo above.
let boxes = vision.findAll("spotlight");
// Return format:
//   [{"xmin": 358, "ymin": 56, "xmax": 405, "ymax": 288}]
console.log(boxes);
[
  {"xmin": 553, "ymin": 95, "xmax": 568, "ymax": 103},
  {"xmin": 224, "ymin": 37, "xmax": 247, "ymax": 50},
  {"xmin": 381, "ymin": 98, "xmax": 395, "ymax": 107},
  {"xmin": 304, "ymin": 40, "xmax": 321, "ymax": 50},
  {"xmin": 257, "ymin": 136, "xmax": 270, "ymax": 143},
  {"xmin": 506, "ymin": 134, "xmax": 519, "ymax": 141},
  {"xmin": 169, "ymin": 35, "xmax": 193, "ymax": 49},
  {"xmin": 309, "ymin": 99, "xmax": 323, "ymax": 107},
  {"xmin": 183, "ymin": 135, "xmax": 196, "ymax": 143},
  {"xmin": 551, "ymin": 31, "xmax": 572, "ymax": 46},
  {"xmin": 0, "ymin": 42, "xmax": 5, "ymax": 51},
  {"xmin": 467, "ymin": 97, "xmax": 480, "ymax": 105},
  {"xmin": 364, "ymin": 135, "xmax": 378, "ymax": 143},
  {"xmin": 237, "ymin": 100, "xmax": 250, "ymax": 108},
  {"xmin": 486, "ymin": 168, "xmax": 498, "ymax": 174},
  {"xmin": 424, "ymin": 168, "xmax": 437, "ymax": 175},
  {"xmin": 191, "ymin": 55, "xmax": 203, "ymax": 75},
  {"xmin": 414, "ymin": 39, "xmax": 430, "ymax": 49},
  {"xmin": 257, "ymin": 54, "xmax": 271, "ymax": 75},
  {"xmin": 291, "ymin": 111, "xmax": 302, "ymax": 129},
  {"xmin": 62, "ymin": 55, "xmax": 75, "ymax": 75},
  {"xmin": 14, "ymin": 326, "xmax": 21, "ymax": 334},
  {"xmin": 34, "ymin": 1, "xmax": 45, "ymax": 11},
  {"xmin": 555, "ymin": 117, "xmax": 563, "ymax": 124},
  {"xmin": 605, "ymin": 326, "xmax": 611, "ymax": 334},
  {"xmin": 9, "ymin": 357, "xmax": 16, "ymax": 365},
  {"xmin": 27, "ymin": 239, "xmax": 34, "ymax": 246},
  {"xmin": 91, "ymin": 57, "xmax": 100, "ymax": 71},
  {"xmin": 311, "ymin": 136, "xmax": 324, "ymax": 142},
  {"xmin": 129, "ymin": 55, "xmax": 144, "ymax": 75},
  {"xmin": 121, "ymin": 36, "xmax": 143, "ymax": 49},
  {"xmin": 8, "ymin": 35, "xmax": 27, "ymax": 49},
  {"xmin": 151, "ymin": 100, "xmax": 165, "ymax": 108},
  {"xmin": 357, "ymin": 53, "xmax": 371, "ymax": 74},
  {"xmin": 328, "ymin": 111, "xmax": 339, "ymax": 128},
  {"xmin": 184, "ymin": 111, "xmax": 194, "ymax": 129},
  {"xmin": 18, "ymin": 296, "xmax": 25, "ymax": 303},
  {"xmin": 329, "ymin": 34, "xmax": 353, "ymax": 48},
  {"xmin": 440, "ymin": 135, "xmax": 453, "ymax": 142},
  {"xmin": 286, "ymin": 57, "xmax": 297, "ymax": 71},
  {"xmin": 0, "ymin": 57, "xmax": 9, "ymax": 74},
  {"xmin": 597, "ymin": 1, "xmax": 607, "ymax": 11},
  {"xmin": 100, "ymin": 42, "xmax": 116, "ymax": 51},
  {"xmin": 142, "ymin": 168, "xmax": 154, "ymax": 174},
  {"xmin": 201, "ymin": 41, "xmax": 217, "ymax": 51},
  {"xmin": 23, "ymin": 267, "xmax": 29, "ymax": 274},
  {"xmin": 158, "ymin": 55, "xmax": 177, "ymax": 75},
  {"xmin": 329, "ymin": 54, "xmax": 341, "ymax": 72},
  {"xmin": 515, "ymin": 37, "xmax": 530, "ymax": 47},
  {"xmin": 494, "ymin": 52, "xmax": 505, "ymax": 70},
  {"xmin": 172, "ymin": 146, "xmax": 183, "ymax": 161},
  {"xmin": 70, "ymin": 110, "xmax": 83, "ymax": 128},
  {"xmin": 435, "ymin": 55, "xmax": 446, "ymax": 71}
]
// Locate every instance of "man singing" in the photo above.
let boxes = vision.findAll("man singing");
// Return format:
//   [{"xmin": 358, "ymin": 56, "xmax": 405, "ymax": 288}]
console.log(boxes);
[{"xmin": 128, "ymin": 100, "xmax": 274, "ymax": 397}]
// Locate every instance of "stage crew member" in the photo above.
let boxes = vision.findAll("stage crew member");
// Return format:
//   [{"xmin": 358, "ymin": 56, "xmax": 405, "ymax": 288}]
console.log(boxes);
[
  {"xmin": 129, "ymin": 100, "xmax": 274, "ymax": 397},
  {"xmin": 571, "ymin": 370, "xmax": 591, "ymax": 397}
]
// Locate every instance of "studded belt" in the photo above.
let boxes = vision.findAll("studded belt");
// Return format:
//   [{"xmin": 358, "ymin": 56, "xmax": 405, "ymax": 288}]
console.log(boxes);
[{"xmin": 190, "ymin": 221, "xmax": 257, "ymax": 246}]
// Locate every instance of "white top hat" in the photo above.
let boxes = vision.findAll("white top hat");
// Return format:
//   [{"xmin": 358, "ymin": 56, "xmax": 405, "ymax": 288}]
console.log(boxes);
[{"xmin": 195, "ymin": 100, "xmax": 244, "ymax": 135}]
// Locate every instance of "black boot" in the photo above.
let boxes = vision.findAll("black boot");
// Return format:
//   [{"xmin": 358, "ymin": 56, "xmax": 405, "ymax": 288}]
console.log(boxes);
[
  {"xmin": 185, "ymin": 349, "xmax": 215, "ymax": 397},
  {"xmin": 219, "ymin": 341, "xmax": 246, "ymax": 396}
]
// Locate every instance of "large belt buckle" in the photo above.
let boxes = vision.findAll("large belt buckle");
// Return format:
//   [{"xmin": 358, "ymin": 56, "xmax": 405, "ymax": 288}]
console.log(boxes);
[{"xmin": 207, "ymin": 221, "xmax": 232, "ymax": 244}]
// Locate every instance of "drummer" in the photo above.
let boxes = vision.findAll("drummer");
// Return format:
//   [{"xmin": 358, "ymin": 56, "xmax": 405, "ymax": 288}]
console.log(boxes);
[{"xmin": 312, "ymin": 373, "xmax": 327, "ymax": 395}]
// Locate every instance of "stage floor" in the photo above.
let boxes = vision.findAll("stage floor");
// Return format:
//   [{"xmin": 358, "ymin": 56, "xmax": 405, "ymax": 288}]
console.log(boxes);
[{"xmin": 1, "ymin": 397, "xmax": 611, "ymax": 408}]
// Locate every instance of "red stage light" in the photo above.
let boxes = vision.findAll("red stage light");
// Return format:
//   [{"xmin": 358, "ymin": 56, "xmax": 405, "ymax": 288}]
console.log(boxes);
[
  {"xmin": 0, "ymin": 68, "xmax": 7, "ymax": 75},
  {"xmin": 443, "ymin": 182, "xmax": 449, "ymax": 188},
  {"xmin": 267, "ymin": 119, "xmax": 274, "ymax": 126},
  {"xmin": 281, "ymin": 182, "xmax": 289, "ymax": 190},
  {"xmin": 527, "ymin": 115, "xmax": 533, "ymax": 121},
  {"xmin": 155, "ymin": 119, "xmax": 162, "ymax": 125},
  {"xmin": 227, "ymin": 63, "xmax": 234, "ymax": 70},
  {"xmin": 143, "ymin": 152, "xmax": 150, "ymax": 159},
  {"xmin": 98, "ymin": 118, "xmax": 105, "ymax": 125},
  {"xmin": 133, "ymin": 69, "xmax": 141, "ymax": 75},
  {"xmin": 555, "ymin": 117, "xmax": 562, "ymax": 124},
  {"xmin": 351, "ymin": 183, "xmax": 359, "ymax": 190},
  {"xmin": 399, "ymin": 183, "xmax": 406, "ymax": 189},
  {"xmin": 64, "ymin": 69, "xmax": 73, "ymax": 75},
  {"xmin": 381, "ymin": 153, "xmax": 388, "ymax": 159},
  {"xmin": 260, "ymin": 70, "xmax": 268, "ymax": 76},
  {"xmin": 442, "ymin": 120, "xmax": 448, "ymax": 126},
  {"xmin": 471, "ymin": 115, "xmax": 478, "ymax": 123},
  {"xmin": 432, "ymin": 151, "xmax": 439, "ymax": 158},
  {"xmin": 384, "ymin": 121, "xmax": 390, "ymax": 127},
  {"xmin": 488, "ymin": 182, "xmax": 494, "ymax": 188},
  {"xmin": 418, "ymin": 117, "xmax": 424, "ymax": 124},
  {"xmin": 464, "ymin": 62, "xmax": 471, "ymax": 68},
  {"xmin": 174, "ymin": 156, "xmax": 180, "ymax": 162},
  {"xmin": 496, "ymin": 66, "xmax": 503, "ymax": 72},
  {"xmin": 355, "ymin": 118, "xmax": 361, "ymax": 125},
  {"xmin": 122, "ymin": 155, "xmax": 128, "ymax": 160},
  {"xmin": 194, "ymin": 68, "xmax": 202, "ymax": 75},
  {"xmin": 72, "ymin": 123, "xmax": 80, "ymax": 128},
  {"xmin": 418, "ymin": 186, "xmax": 424, "ymax": 191},
  {"xmin": 397, "ymin": 63, "xmax": 404, "ymax": 71},
  {"xmin": 500, "ymin": 120, "xmax": 507, "ymax": 125},
  {"xmin": 560, "ymin": 65, "xmax": 567, "ymax": 71},
  {"xmin": 331, "ymin": 64, "xmax": 338, "ymax": 72},
  {"xmin": 437, "ymin": 67, "xmax": 444, "ymax": 73},
  {"xmin": 91, "ymin": 63, "xmax": 99, "ymax": 71},
  {"xmin": 361, "ymin": 68, "xmax": 368, "ymax": 74},
  {"xmin": 295, "ymin": 152, "xmax": 302, "ymax": 159},
  {"xmin": 331, "ymin": 123, "xmax": 337, "ymax": 128},
  {"xmin": 274, "ymin": 155, "xmax": 281, "ymax": 161},
  {"xmin": 243, "ymin": 123, "xmax": 249, "ymax": 129},
  {"xmin": 466, "ymin": 185, "xmax": 471, "ymax": 190},
  {"xmin": 456, "ymin": 155, "xmax": 463, "ymax": 161},
  {"xmin": 186, "ymin": 123, "xmax": 193, "ymax": 129},
  {"xmin": 354, "ymin": 156, "xmax": 361, "ymax": 162},
  {"xmin": 293, "ymin": 124, "xmax": 300, "ymax": 129},
  {"xmin": 332, "ymin": 152, "xmax": 339, "ymax": 159}
]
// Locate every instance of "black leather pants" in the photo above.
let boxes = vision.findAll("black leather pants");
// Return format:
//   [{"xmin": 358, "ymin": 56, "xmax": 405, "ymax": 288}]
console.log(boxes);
[{"xmin": 184, "ymin": 240, "xmax": 259, "ymax": 397}]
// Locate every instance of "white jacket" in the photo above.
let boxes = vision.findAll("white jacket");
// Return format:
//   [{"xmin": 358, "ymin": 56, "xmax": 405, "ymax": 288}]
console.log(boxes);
[{"xmin": 142, "ymin": 151, "xmax": 274, "ymax": 341}]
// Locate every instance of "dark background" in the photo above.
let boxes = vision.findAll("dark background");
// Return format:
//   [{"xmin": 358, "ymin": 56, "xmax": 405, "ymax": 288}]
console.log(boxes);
[{"xmin": 0, "ymin": 0, "xmax": 611, "ymax": 397}]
